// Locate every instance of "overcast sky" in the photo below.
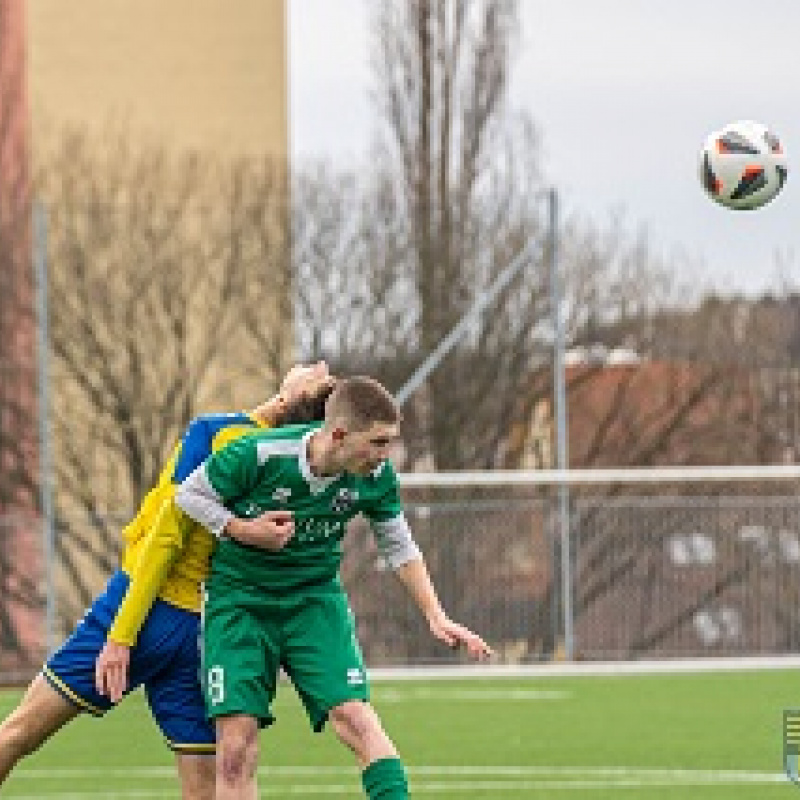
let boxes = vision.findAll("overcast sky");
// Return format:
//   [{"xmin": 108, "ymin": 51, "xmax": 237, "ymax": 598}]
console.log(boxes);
[{"xmin": 289, "ymin": 0, "xmax": 798, "ymax": 298}]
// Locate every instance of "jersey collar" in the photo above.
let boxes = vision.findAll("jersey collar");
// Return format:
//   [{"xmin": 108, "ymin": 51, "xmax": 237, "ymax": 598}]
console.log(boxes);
[{"xmin": 300, "ymin": 429, "xmax": 339, "ymax": 494}]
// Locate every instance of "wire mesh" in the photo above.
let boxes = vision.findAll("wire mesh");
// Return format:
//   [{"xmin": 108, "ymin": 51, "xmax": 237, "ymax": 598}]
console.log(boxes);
[{"xmin": 4, "ymin": 470, "xmax": 800, "ymax": 682}]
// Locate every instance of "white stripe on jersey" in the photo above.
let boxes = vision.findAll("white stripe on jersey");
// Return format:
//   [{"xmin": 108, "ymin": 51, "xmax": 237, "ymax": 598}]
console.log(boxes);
[
  {"xmin": 255, "ymin": 438, "xmax": 304, "ymax": 464},
  {"xmin": 175, "ymin": 465, "xmax": 233, "ymax": 539},
  {"xmin": 371, "ymin": 515, "xmax": 421, "ymax": 568}
]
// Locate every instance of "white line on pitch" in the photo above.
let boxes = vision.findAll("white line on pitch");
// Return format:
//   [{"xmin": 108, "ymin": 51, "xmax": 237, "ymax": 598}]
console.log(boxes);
[
  {"xmin": 5, "ymin": 776, "xmax": 792, "ymax": 799},
  {"xmin": 372, "ymin": 687, "xmax": 570, "ymax": 701},
  {"xmin": 12, "ymin": 765, "xmax": 786, "ymax": 781}
]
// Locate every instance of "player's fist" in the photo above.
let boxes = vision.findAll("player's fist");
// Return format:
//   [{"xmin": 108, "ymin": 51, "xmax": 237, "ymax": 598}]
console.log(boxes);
[{"xmin": 227, "ymin": 510, "xmax": 294, "ymax": 550}]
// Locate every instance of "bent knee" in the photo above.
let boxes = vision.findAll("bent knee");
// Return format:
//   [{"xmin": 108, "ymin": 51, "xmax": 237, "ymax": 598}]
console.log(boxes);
[
  {"xmin": 0, "ymin": 708, "xmax": 48, "ymax": 760},
  {"xmin": 216, "ymin": 718, "xmax": 259, "ymax": 786},
  {"xmin": 0, "ymin": 674, "xmax": 78, "ymax": 761},
  {"xmin": 218, "ymin": 739, "xmax": 258, "ymax": 785},
  {"xmin": 329, "ymin": 701, "xmax": 377, "ymax": 742}
]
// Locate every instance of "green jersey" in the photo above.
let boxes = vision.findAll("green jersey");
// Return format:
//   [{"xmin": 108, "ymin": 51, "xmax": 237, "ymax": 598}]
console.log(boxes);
[{"xmin": 183, "ymin": 422, "xmax": 411, "ymax": 594}]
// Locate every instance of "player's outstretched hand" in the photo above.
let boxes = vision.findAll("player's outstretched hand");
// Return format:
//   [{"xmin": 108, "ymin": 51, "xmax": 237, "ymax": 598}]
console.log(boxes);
[
  {"xmin": 227, "ymin": 510, "xmax": 294, "ymax": 550},
  {"xmin": 95, "ymin": 640, "xmax": 131, "ymax": 703},
  {"xmin": 428, "ymin": 616, "xmax": 494, "ymax": 661}
]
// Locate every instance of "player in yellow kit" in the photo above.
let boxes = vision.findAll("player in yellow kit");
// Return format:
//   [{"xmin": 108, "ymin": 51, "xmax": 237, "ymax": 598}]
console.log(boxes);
[{"xmin": 0, "ymin": 363, "xmax": 334, "ymax": 799}]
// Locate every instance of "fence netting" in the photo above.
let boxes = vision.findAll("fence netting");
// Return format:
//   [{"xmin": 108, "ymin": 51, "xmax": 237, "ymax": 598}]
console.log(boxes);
[{"xmin": 3, "ymin": 473, "xmax": 800, "ymax": 681}]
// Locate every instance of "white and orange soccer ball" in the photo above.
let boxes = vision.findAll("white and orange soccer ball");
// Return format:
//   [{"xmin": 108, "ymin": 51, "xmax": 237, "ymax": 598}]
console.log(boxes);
[{"xmin": 699, "ymin": 120, "xmax": 788, "ymax": 210}]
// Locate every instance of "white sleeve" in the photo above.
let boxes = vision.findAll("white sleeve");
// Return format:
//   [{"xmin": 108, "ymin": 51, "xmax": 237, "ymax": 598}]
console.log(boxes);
[
  {"xmin": 371, "ymin": 514, "xmax": 421, "ymax": 569},
  {"xmin": 175, "ymin": 464, "xmax": 234, "ymax": 539}
]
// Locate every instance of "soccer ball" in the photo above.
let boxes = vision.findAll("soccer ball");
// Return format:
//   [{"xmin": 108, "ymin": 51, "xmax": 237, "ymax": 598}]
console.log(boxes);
[{"xmin": 699, "ymin": 120, "xmax": 787, "ymax": 210}]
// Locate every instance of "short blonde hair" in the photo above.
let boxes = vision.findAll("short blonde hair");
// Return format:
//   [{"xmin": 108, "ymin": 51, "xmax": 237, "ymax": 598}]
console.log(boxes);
[{"xmin": 325, "ymin": 376, "xmax": 400, "ymax": 431}]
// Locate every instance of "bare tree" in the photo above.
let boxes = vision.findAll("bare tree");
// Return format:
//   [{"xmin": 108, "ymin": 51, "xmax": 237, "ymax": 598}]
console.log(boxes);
[
  {"xmin": 293, "ymin": 3, "xmax": 726, "ymax": 662},
  {"xmin": 370, "ymin": 0, "xmax": 552, "ymax": 469},
  {"xmin": 288, "ymin": 3, "xmax": 555, "ymax": 661},
  {"xmin": 290, "ymin": 162, "xmax": 424, "ymax": 427},
  {"xmin": 522, "ymin": 267, "xmax": 800, "ymax": 660},
  {"xmin": 36, "ymin": 129, "xmax": 291, "ymax": 630}
]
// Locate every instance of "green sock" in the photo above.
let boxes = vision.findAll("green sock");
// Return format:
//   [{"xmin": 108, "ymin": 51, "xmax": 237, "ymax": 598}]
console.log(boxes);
[{"xmin": 362, "ymin": 756, "xmax": 409, "ymax": 799}]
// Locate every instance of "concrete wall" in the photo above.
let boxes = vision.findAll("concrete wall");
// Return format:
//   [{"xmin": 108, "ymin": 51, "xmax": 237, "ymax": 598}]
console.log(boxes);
[{"xmin": 27, "ymin": 0, "xmax": 288, "ymax": 158}]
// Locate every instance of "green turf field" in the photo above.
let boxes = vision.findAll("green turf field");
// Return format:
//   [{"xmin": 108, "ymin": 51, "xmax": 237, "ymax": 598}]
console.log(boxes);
[{"xmin": 1, "ymin": 668, "xmax": 798, "ymax": 798}]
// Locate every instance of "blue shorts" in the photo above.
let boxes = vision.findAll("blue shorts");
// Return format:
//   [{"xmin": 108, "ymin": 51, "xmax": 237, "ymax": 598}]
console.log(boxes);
[{"xmin": 43, "ymin": 570, "xmax": 215, "ymax": 753}]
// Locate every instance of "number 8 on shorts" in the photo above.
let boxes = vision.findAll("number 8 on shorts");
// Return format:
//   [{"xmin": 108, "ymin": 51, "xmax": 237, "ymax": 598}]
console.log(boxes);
[{"xmin": 208, "ymin": 665, "xmax": 225, "ymax": 705}]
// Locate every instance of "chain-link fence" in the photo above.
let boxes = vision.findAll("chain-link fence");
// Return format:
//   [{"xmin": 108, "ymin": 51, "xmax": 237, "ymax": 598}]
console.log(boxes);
[
  {"xmin": 4, "ymin": 474, "xmax": 800, "ymax": 682},
  {"xmin": 346, "ymin": 477, "xmax": 800, "ymax": 665},
  {"xmin": 571, "ymin": 494, "xmax": 800, "ymax": 659}
]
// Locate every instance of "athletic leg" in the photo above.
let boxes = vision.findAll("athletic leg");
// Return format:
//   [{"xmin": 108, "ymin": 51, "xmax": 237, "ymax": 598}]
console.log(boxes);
[
  {"xmin": 328, "ymin": 700, "xmax": 398, "ymax": 768},
  {"xmin": 174, "ymin": 753, "xmax": 217, "ymax": 800},
  {"xmin": 283, "ymin": 593, "xmax": 409, "ymax": 798},
  {"xmin": 215, "ymin": 714, "xmax": 259, "ymax": 800},
  {"xmin": 141, "ymin": 599, "xmax": 219, "ymax": 799},
  {"xmin": 0, "ymin": 674, "xmax": 79, "ymax": 783},
  {"xmin": 0, "ymin": 573, "xmax": 143, "ymax": 784},
  {"xmin": 328, "ymin": 701, "xmax": 408, "ymax": 799}
]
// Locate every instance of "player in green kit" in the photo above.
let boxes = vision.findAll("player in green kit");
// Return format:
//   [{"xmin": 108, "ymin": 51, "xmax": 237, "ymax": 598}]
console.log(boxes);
[{"xmin": 176, "ymin": 376, "xmax": 493, "ymax": 799}]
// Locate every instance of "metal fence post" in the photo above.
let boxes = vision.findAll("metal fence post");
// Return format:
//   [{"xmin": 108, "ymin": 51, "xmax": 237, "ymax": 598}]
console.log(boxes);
[
  {"xmin": 548, "ymin": 188, "xmax": 573, "ymax": 660},
  {"xmin": 34, "ymin": 200, "xmax": 55, "ymax": 654}
]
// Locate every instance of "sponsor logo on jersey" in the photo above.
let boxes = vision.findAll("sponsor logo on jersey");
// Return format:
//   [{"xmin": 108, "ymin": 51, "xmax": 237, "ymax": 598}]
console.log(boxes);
[
  {"xmin": 331, "ymin": 488, "xmax": 359, "ymax": 514},
  {"xmin": 271, "ymin": 487, "xmax": 292, "ymax": 504},
  {"xmin": 243, "ymin": 502, "xmax": 261, "ymax": 517},
  {"xmin": 294, "ymin": 518, "xmax": 345, "ymax": 543}
]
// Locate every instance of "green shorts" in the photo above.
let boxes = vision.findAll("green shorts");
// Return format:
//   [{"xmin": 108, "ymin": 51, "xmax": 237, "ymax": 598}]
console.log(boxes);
[{"xmin": 202, "ymin": 585, "xmax": 369, "ymax": 731}]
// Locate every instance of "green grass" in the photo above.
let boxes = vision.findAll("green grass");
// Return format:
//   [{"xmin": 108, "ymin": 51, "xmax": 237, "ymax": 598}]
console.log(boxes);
[{"xmin": 1, "ymin": 668, "xmax": 799, "ymax": 798}]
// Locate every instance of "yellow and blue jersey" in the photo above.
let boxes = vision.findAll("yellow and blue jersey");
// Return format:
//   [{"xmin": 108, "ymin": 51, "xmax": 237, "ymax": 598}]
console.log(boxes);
[{"xmin": 108, "ymin": 412, "xmax": 268, "ymax": 646}]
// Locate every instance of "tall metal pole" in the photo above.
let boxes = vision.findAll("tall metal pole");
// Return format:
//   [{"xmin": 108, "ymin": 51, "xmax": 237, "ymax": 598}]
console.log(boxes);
[
  {"xmin": 548, "ymin": 188, "xmax": 573, "ymax": 660},
  {"xmin": 394, "ymin": 239, "xmax": 542, "ymax": 408},
  {"xmin": 33, "ymin": 201, "xmax": 55, "ymax": 654}
]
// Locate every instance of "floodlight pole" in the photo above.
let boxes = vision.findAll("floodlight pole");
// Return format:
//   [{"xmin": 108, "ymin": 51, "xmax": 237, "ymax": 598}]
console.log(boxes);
[
  {"xmin": 34, "ymin": 201, "xmax": 56, "ymax": 655},
  {"xmin": 547, "ymin": 188, "xmax": 573, "ymax": 661}
]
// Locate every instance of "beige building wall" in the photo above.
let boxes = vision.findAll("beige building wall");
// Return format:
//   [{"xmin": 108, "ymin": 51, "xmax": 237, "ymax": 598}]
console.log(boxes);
[
  {"xmin": 21, "ymin": 1, "xmax": 292, "ymax": 634},
  {"xmin": 26, "ymin": 0, "xmax": 287, "ymax": 158}
]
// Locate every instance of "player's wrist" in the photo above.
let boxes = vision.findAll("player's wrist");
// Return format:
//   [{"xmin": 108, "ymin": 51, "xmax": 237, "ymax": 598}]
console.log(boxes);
[
  {"xmin": 225, "ymin": 516, "xmax": 260, "ymax": 545},
  {"xmin": 222, "ymin": 517, "xmax": 243, "ymax": 542},
  {"xmin": 424, "ymin": 607, "xmax": 449, "ymax": 627},
  {"xmin": 106, "ymin": 632, "xmax": 134, "ymax": 649}
]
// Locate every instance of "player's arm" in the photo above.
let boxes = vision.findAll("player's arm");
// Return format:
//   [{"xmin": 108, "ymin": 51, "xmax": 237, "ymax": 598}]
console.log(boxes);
[
  {"xmin": 175, "ymin": 437, "xmax": 293, "ymax": 549},
  {"xmin": 106, "ymin": 498, "xmax": 189, "ymax": 647},
  {"xmin": 393, "ymin": 558, "xmax": 492, "ymax": 659},
  {"xmin": 96, "ymin": 420, "xmax": 216, "ymax": 702},
  {"xmin": 370, "ymin": 514, "xmax": 454, "ymax": 640},
  {"xmin": 96, "ymin": 497, "xmax": 191, "ymax": 703},
  {"xmin": 368, "ymin": 466, "xmax": 493, "ymax": 660},
  {"xmin": 106, "ymin": 418, "xmax": 215, "ymax": 647}
]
